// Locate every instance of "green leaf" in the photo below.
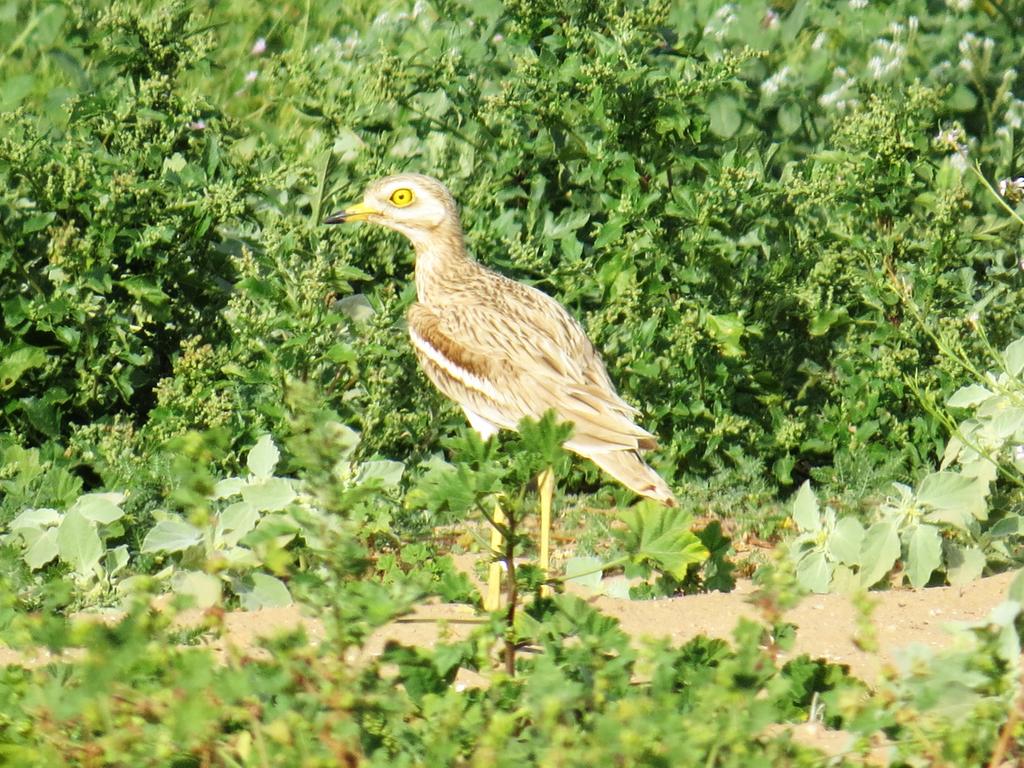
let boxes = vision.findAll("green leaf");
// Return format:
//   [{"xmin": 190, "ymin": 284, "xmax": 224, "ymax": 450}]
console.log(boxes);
[
  {"xmin": 795, "ymin": 550, "xmax": 832, "ymax": 593},
  {"xmin": 603, "ymin": 576, "xmax": 632, "ymax": 600},
  {"xmin": 22, "ymin": 212, "xmax": 56, "ymax": 234},
  {"xmin": 516, "ymin": 411, "xmax": 572, "ymax": 467},
  {"xmin": 594, "ymin": 216, "xmax": 625, "ymax": 248},
  {"xmin": 946, "ymin": 544, "xmax": 985, "ymax": 586},
  {"xmin": 858, "ymin": 520, "xmax": 899, "ymax": 588},
  {"xmin": 988, "ymin": 515, "xmax": 1024, "ymax": 538},
  {"xmin": 990, "ymin": 408, "xmax": 1024, "ymax": 439},
  {"xmin": 118, "ymin": 276, "xmax": 170, "ymax": 306},
  {"xmin": 1004, "ymin": 337, "xmax": 1024, "ymax": 377},
  {"xmin": 946, "ymin": 384, "xmax": 994, "ymax": 408},
  {"xmin": 69, "ymin": 493, "xmax": 124, "ymax": 524},
  {"xmin": 0, "ymin": 346, "xmax": 47, "ymax": 390},
  {"xmin": 173, "ymin": 570, "xmax": 222, "ymax": 609},
  {"xmin": 777, "ymin": 102, "xmax": 802, "ymax": 135},
  {"xmin": 239, "ymin": 573, "xmax": 292, "ymax": 610},
  {"xmin": 1008, "ymin": 568, "xmax": 1024, "ymax": 603},
  {"xmin": 709, "ymin": 95, "xmax": 741, "ymax": 138},
  {"xmin": 334, "ymin": 293, "xmax": 375, "ymax": 322},
  {"xmin": 355, "ymin": 460, "xmax": 405, "ymax": 488},
  {"xmin": 57, "ymin": 509, "xmax": 103, "ymax": 576},
  {"xmin": 163, "ymin": 152, "xmax": 187, "ymax": 173},
  {"xmin": 247, "ymin": 434, "xmax": 279, "ymax": 479},
  {"xmin": 791, "ymin": 481, "xmax": 820, "ymax": 532},
  {"xmin": 906, "ymin": 524, "xmax": 942, "ymax": 588},
  {"xmin": 218, "ymin": 501, "xmax": 260, "ymax": 547},
  {"xmin": 212, "ymin": 477, "xmax": 245, "ymax": 499},
  {"xmin": 564, "ymin": 556, "xmax": 604, "ymax": 591},
  {"xmin": 705, "ymin": 313, "xmax": 747, "ymax": 357},
  {"xmin": 240, "ymin": 477, "xmax": 296, "ymax": 512},
  {"xmin": 10, "ymin": 507, "xmax": 61, "ymax": 531},
  {"xmin": 618, "ymin": 504, "xmax": 708, "ymax": 579},
  {"xmin": 25, "ymin": 527, "xmax": 59, "ymax": 570},
  {"xmin": 830, "ymin": 564, "xmax": 861, "ymax": 594},
  {"xmin": 142, "ymin": 519, "xmax": 203, "ymax": 553},
  {"xmin": 105, "ymin": 545, "xmax": 130, "ymax": 577},
  {"xmin": 827, "ymin": 516, "xmax": 864, "ymax": 566},
  {"xmin": 917, "ymin": 471, "xmax": 988, "ymax": 527}
]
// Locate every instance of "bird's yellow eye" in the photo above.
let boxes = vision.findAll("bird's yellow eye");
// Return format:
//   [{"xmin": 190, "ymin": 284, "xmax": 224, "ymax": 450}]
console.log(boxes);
[{"xmin": 389, "ymin": 188, "xmax": 414, "ymax": 207}]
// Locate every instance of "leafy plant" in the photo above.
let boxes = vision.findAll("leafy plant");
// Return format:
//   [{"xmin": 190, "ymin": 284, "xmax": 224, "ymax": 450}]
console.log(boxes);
[
  {"xmin": 789, "ymin": 467, "xmax": 1022, "ymax": 593},
  {"xmin": 790, "ymin": 333, "xmax": 1024, "ymax": 592},
  {"xmin": 2, "ymin": 492, "xmax": 129, "ymax": 591},
  {"xmin": 941, "ymin": 335, "xmax": 1024, "ymax": 487},
  {"xmin": 140, "ymin": 434, "xmax": 299, "ymax": 609},
  {"xmin": 565, "ymin": 505, "xmax": 734, "ymax": 599}
]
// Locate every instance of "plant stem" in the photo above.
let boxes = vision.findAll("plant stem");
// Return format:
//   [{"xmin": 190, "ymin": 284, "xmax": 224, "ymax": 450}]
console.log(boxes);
[
  {"xmin": 986, "ymin": 665, "xmax": 1024, "ymax": 768},
  {"xmin": 503, "ymin": 502, "xmax": 518, "ymax": 677}
]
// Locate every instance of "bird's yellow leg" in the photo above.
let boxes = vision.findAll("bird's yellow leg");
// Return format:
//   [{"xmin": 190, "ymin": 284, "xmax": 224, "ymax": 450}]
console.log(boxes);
[
  {"xmin": 485, "ymin": 501, "xmax": 506, "ymax": 611},
  {"xmin": 538, "ymin": 467, "xmax": 554, "ymax": 598}
]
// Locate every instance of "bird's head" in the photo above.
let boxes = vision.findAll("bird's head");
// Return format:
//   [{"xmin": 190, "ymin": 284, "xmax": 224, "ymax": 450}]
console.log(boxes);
[{"xmin": 325, "ymin": 174, "xmax": 460, "ymax": 245}]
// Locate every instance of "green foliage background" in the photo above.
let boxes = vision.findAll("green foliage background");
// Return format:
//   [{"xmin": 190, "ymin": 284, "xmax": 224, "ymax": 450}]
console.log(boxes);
[
  {"xmin": 2, "ymin": 0, "xmax": 1022, "ymax": 510},
  {"xmin": 2, "ymin": 0, "xmax": 1024, "ymax": 763}
]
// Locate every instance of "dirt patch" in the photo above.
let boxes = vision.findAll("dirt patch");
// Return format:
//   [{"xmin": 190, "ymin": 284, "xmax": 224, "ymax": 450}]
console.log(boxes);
[
  {"xmin": 359, "ymin": 568, "xmax": 1017, "ymax": 685},
  {"xmin": 2, "ymin": 566, "xmax": 1015, "ymax": 764},
  {"xmin": 2, "ymin": 569, "xmax": 1015, "ymax": 686}
]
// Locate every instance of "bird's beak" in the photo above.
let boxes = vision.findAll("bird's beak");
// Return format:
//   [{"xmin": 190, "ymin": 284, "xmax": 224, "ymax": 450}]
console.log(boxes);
[{"xmin": 324, "ymin": 201, "xmax": 380, "ymax": 224}]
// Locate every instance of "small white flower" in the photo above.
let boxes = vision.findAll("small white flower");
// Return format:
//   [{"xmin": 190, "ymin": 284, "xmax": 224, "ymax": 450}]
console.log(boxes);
[
  {"xmin": 950, "ymin": 152, "xmax": 969, "ymax": 172},
  {"xmin": 704, "ymin": 3, "xmax": 737, "ymax": 40},
  {"xmin": 812, "ymin": 32, "xmax": 828, "ymax": 50},
  {"xmin": 244, "ymin": 70, "xmax": 258, "ymax": 83},
  {"xmin": 908, "ymin": 16, "xmax": 919, "ymax": 35},
  {"xmin": 935, "ymin": 126, "xmax": 965, "ymax": 152},
  {"xmin": 492, "ymin": 33, "xmax": 504, "ymax": 44},
  {"xmin": 251, "ymin": 37, "xmax": 266, "ymax": 55},
  {"xmin": 819, "ymin": 76, "xmax": 858, "ymax": 111},
  {"xmin": 946, "ymin": 0, "xmax": 973, "ymax": 10},
  {"xmin": 188, "ymin": 120, "xmax": 206, "ymax": 131},
  {"xmin": 1014, "ymin": 445, "xmax": 1024, "ymax": 462},
  {"xmin": 1005, "ymin": 99, "xmax": 1024, "ymax": 130},
  {"xmin": 760, "ymin": 65, "xmax": 791, "ymax": 97},
  {"xmin": 762, "ymin": 9, "xmax": 780, "ymax": 29},
  {"xmin": 966, "ymin": 312, "xmax": 979, "ymax": 329},
  {"xmin": 997, "ymin": 177, "xmax": 1024, "ymax": 202},
  {"xmin": 849, "ymin": 0, "xmax": 868, "ymax": 8}
]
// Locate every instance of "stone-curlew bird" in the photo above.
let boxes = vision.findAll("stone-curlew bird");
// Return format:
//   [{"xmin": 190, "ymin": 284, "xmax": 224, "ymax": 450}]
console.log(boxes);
[{"xmin": 326, "ymin": 173, "xmax": 676, "ymax": 609}]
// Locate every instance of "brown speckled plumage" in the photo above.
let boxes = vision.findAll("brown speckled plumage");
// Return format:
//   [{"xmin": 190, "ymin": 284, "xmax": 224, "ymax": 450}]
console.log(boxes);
[{"xmin": 329, "ymin": 173, "xmax": 677, "ymax": 507}]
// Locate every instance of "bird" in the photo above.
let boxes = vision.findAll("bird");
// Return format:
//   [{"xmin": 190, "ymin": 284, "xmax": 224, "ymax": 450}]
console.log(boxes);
[{"xmin": 326, "ymin": 173, "xmax": 677, "ymax": 609}]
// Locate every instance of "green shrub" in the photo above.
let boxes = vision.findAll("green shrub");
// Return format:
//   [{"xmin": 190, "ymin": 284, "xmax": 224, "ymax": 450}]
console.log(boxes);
[
  {"xmin": 5, "ymin": 0, "xmax": 1024, "ymax": 506},
  {"xmin": 0, "ymin": 1, "xmax": 260, "ymax": 443}
]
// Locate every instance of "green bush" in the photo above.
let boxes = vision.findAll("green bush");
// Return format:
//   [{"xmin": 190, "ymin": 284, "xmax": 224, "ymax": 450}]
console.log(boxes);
[
  {"xmin": 3, "ymin": 2, "xmax": 1024, "ymax": 761},
  {"xmin": 0, "ymin": 2, "xmax": 263, "ymax": 443},
  {"xmin": 4, "ymin": 0, "xmax": 1024, "ymax": 504}
]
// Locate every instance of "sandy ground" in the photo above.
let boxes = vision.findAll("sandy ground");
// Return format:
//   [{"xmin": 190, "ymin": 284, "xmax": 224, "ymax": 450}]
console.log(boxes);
[
  {"xmin": 360, "ymin": 567, "xmax": 1019, "ymax": 684},
  {"xmin": 5, "ymin": 565, "xmax": 1013, "ymax": 686},
  {"xmin": 2, "ymin": 564, "xmax": 1017, "ymax": 764}
]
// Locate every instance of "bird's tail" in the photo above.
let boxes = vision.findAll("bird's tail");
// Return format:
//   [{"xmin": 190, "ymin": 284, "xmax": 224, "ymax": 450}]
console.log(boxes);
[{"xmin": 585, "ymin": 450, "xmax": 678, "ymax": 507}]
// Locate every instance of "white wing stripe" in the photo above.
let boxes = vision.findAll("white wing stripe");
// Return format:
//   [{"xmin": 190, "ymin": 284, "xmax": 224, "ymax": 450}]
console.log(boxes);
[{"xmin": 409, "ymin": 327, "xmax": 504, "ymax": 402}]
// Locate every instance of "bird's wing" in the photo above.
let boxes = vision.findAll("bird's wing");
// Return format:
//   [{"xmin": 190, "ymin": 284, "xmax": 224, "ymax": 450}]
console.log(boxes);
[{"xmin": 407, "ymin": 287, "xmax": 656, "ymax": 453}]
